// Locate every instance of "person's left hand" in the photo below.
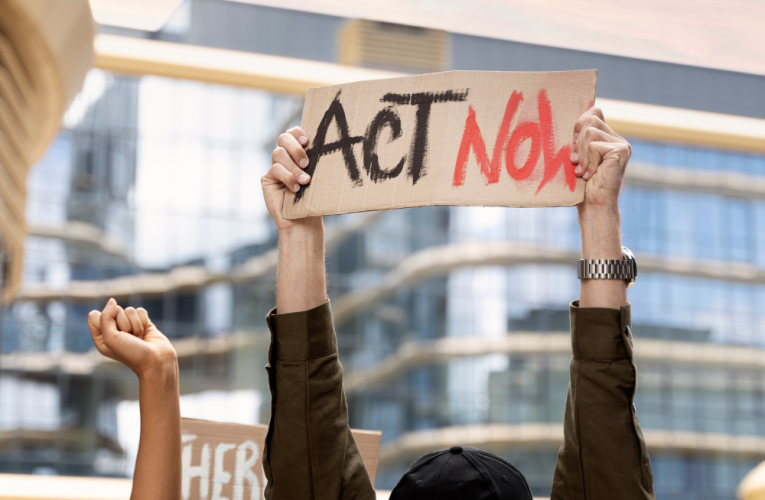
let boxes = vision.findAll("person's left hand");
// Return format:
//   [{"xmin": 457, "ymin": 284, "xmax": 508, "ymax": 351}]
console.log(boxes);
[
  {"xmin": 571, "ymin": 107, "xmax": 632, "ymax": 209},
  {"xmin": 87, "ymin": 299, "xmax": 177, "ymax": 378}
]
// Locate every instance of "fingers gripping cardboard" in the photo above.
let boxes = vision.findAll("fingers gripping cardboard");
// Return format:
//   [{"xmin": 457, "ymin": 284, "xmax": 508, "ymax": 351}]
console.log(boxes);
[
  {"xmin": 180, "ymin": 418, "xmax": 382, "ymax": 499},
  {"xmin": 283, "ymin": 70, "xmax": 597, "ymax": 219}
]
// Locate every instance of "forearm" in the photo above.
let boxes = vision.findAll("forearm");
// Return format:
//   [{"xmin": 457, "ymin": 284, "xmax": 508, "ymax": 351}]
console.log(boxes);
[
  {"xmin": 577, "ymin": 203, "xmax": 627, "ymax": 309},
  {"xmin": 131, "ymin": 360, "xmax": 182, "ymax": 500},
  {"xmin": 263, "ymin": 303, "xmax": 375, "ymax": 499},
  {"xmin": 276, "ymin": 218, "xmax": 327, "ymax": 314}
]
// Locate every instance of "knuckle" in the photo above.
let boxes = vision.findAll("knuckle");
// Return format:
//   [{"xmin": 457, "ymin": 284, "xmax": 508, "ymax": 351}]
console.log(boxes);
[
  {"xmin": 278, "ymin": 133, "xmax": 291, "ymax": 144},
  {"xmin": 580, "ymin": 108, "xmax": 594, "ymax": 122},
  {"xmin": 584, "ymin": 115, "xmax": 601, "ymax": 128}
]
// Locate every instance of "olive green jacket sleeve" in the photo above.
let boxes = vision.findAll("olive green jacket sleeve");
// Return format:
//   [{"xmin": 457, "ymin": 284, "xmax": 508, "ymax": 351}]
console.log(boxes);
[
  {"xmin": 262, "ymin": 300, "xmax": 375, "ymax": 500},
  {"xmin": 551, "ymin": 301, "xmax": 655, "ymax": 500}
]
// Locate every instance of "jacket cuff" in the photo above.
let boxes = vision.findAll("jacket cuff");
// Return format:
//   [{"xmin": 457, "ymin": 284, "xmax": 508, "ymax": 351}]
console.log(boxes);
[
  {"xmin": 266, "ymin": 300, "xmax": 337, "ymax": 362},
  {"xmin": 569, "ymin": 301, "xmax": 632, "ymax": 361}
]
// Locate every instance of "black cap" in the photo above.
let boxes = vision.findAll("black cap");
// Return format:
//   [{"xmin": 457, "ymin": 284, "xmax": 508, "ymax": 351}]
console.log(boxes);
[{"xmin": 389, "ymin": 446, "xmax": 533, "ymax": 500}]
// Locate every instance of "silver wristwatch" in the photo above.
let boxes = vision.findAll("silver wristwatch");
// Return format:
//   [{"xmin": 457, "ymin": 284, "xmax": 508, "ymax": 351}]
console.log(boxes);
[{"xmin": 577, "ymin": 246, "xmax": 637, "ymax": 289}]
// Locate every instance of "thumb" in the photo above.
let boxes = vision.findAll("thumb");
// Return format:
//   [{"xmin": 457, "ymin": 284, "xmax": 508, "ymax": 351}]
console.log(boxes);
[{"xmin": 100, "ymin": 298, "xmax": 121, "ymax": 344}]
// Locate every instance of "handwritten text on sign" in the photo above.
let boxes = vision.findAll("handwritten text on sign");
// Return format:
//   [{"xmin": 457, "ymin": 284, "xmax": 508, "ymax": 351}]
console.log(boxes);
[
  {"xmin": 181, "ymin": 418, "xmax": 382, "ymax": 500},
  {"xmin": 283, "ymin": 70, "xmax": 597, "ymax": 219}
]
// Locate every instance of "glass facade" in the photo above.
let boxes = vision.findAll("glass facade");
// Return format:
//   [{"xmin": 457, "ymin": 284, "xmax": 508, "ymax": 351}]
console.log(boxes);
[
  {"xmin": 0, "ymin": 3, "xmax": 763, "ymax": 499},
  {"xmin": 0, "ymin": 70, "xmax": 300, "ymax": 475}
]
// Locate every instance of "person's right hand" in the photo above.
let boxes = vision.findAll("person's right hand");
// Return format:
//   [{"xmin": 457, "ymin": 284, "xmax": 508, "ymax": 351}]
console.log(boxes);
[
  {"xmin": 571, "ymin": 107, "xmax": 631, "ymax": 210},
  {"xmin": 261, "ymin": 126, "xmax": 321, "ymax": 233},
  {"xmin": 88, "ymin": 299, "xmax": 177, "ymax": 379}
]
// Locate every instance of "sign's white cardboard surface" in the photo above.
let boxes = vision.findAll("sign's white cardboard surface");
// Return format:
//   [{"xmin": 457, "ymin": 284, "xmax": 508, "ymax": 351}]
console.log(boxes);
[
  {"xmin": 284, "ymin": 70, "xmax": 597, "ymax": 219},
  {"xmin": 180, "ymin": 418, "xmax": 382, "ymax": 500}
]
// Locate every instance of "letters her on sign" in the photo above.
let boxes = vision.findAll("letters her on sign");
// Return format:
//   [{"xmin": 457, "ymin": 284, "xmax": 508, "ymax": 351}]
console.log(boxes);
[
  {"xmin": 180, "ymin": 418, "xmax": 382, "ymax": 500},
  {"xmin": 283, "ymin": 70, "xmax": 597, "ymax": 219}
]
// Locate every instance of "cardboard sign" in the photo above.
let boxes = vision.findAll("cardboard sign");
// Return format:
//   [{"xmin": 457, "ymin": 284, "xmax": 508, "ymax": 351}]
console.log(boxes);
[
  {"xmin": 180, "ymin": 418, "xmax": 382, "ymax": 500},
  {"xmin": 283, "ymin": 70, "xmax": 597, "ymax": 219}
]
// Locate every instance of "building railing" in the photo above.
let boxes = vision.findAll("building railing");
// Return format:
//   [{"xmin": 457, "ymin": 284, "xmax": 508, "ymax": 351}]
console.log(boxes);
[
  {"xmin": 378, "ymin": 423, "xmax": 765, "ymax": 468},
  {"xmin": 343, "ymin": 333, "xmax": 765, "ymax": 394},
  {"xmin": 330, "ymin": 243, "xmax": 765, "ymax": 325}
]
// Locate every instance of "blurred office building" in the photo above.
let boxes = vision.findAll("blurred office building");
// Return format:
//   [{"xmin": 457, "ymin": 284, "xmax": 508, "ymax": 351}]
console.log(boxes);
[{"xmin": 1, "ymin": 1, "xmax": 764, "ymax": 499}]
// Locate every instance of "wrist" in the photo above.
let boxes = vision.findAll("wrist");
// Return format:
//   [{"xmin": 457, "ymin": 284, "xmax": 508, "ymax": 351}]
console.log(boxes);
[
  {"xmin": 137, "ymin": 354, "xmax": 178, "ymax": 388},
  {"xmin": 278, "ymin": 216, "xmax": 323, "ymax": 237},
  {"xmin": 578, "ymin": 203, "xmax": 622, "ymax": 260},
  {"xmin": 276, "ymin": 216, "xmax": 327, "ymax": 314}
]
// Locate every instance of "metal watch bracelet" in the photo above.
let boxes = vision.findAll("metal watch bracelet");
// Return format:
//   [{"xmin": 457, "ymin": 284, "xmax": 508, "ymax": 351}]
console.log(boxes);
[{"xmin": 577, "ymin": 246, "xmax": 638, "ymax": 289}]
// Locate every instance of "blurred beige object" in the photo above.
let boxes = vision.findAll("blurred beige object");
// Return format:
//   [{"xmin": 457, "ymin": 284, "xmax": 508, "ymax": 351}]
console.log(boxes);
[
  {"xmin": 0, "ymin": 0, "xmax": 94, "ymax": 302},
  {"xmin": 0, "ymin": 473, "xmax": 131, "ymax": 500},
  {"xmin": 740, "ymin": 461, "xmax": 765, "ymax": 500},
  {"xmin": 0, "ymin": 473, "xmax": 398, "ymax": 500},
  {"xmin": 89, "ymin": 0, "xmax": 185, "ymax": 32}
]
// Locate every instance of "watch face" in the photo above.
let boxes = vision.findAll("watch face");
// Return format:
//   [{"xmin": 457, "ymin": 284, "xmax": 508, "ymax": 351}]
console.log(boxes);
[
  {"xmin": 621, "ymin": 246, "xmax": 636, "ymax": 262},
  {"xmin": 622, "ymin": 246, "xmax": 637, "ymax": 288}
]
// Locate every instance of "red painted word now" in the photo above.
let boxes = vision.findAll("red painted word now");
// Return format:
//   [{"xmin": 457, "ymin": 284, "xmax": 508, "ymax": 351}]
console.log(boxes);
[{"xmin": 452, "ymin": 89, "xmax": 576, "ymax": 193}]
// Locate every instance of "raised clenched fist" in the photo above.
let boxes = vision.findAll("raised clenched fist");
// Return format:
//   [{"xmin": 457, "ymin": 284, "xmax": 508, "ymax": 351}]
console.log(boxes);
[{"xmin": 87, "ymin": 299, "xmax": 177, "ymax": 379}]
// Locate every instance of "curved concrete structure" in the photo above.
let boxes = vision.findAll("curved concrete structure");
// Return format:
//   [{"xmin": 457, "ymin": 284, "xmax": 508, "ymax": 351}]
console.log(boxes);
[
  {"xmin": 0, "ymin": 0, "xmax": 94, "ymax": 301},
  {"xmin": 378, "ymin": 423, "xmax": 765, "ymax": 468},
  {"xmin": 18, "ymin": 222, "xmax": 765, "ymax": 304},
  {"xmin": 17, "ymin": 211, "xmax": 381, "ymax": 301},
  {"xmin": 626, "ymin": 161, "xmax": 765, "ymax": 200},
  {"xmin": 343, "ymin": 333, "xmax": 765, "ymax": 394},
  {"xmin": 331, "ymin": 243, "xmax": 765, "ymax": 325},
  {"xmin": 93, "ymin": 35, "xmax": 765, "ymax": 153}
]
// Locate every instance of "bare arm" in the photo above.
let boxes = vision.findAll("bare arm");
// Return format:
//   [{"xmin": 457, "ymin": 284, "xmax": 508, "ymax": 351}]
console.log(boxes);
[
  {"xmin": 88, "ymin": 300, "xmax": 181, "ymax": 500},
  {"xmin": 573, "ymin": 108, "xmax": 630, "ymax": 309},
  {"xmin": 133, "ymin": 359, "xmax": 181, "ymax": 500},
  {"xmin": 261, "ymin": 129, "xmax": 327, "ymax": 313},
  {"xmin": 276, "ymin": 220, "xmax": 326, "ymax": 313}
]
